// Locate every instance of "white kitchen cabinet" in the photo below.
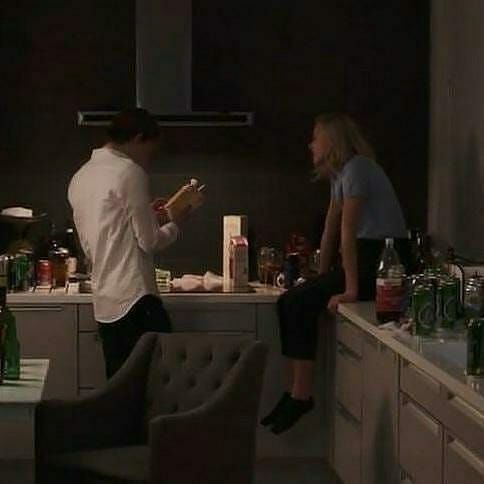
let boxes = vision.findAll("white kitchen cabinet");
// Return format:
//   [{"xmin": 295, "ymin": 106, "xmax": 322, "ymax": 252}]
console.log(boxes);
[
  {"xmin": 334, "ymin": 401, "xmax": 362, "ymax": 484},
  {"xmin": 399, "ymin": 394, "xmax": 444, "ymax": 484},
  {"xmin": 10, "ymin": 304, "xmax": 77, "ymax": 399},
  {"xmin": 167, "ymin": 302, "xmax": 257, "ymax": 333},
  {"xmin": 361, "ymin": 334, "xmax": 399, "ymax": 484},
  {"xmin": 78, "ymin": 331, "xmax": 106, "ymax": 390},
  {"xmin": 444, "ymin": 432, "xmax": 484, "ymax": 484}
]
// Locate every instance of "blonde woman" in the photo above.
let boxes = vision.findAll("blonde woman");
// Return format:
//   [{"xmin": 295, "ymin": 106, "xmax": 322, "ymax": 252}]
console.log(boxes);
[{"xmin": 261, "ymin": 113, "xmax": 410, "ymax": 434}]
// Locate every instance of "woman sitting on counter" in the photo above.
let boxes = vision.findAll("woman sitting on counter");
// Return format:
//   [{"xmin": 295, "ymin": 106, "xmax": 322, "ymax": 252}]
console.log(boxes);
[{"xmin": 261, "ymin": 113, "xmax": 410, "ymax": 434}]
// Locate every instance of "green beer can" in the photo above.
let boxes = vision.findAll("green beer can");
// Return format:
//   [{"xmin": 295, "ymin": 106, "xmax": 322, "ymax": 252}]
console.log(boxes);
[
  {"xmin": 412, "ymin": 284, "xmax": 435, "ymax": 336},
  {"xmin": 467, "ymin": 318, "xmax": 484, "ymax": 377},
  {"xmin": 441, "ymin": 277, "xmax": 459, "ymax": 330}
]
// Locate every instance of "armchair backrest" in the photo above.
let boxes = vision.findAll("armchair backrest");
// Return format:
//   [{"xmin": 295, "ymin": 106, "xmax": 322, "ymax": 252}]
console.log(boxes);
[{"xmin": 144, "ymin": 333, "xmax": 263, "ymax": 425}]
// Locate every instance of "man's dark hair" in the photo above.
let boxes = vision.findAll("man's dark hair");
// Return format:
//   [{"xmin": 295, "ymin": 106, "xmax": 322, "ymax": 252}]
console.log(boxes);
[{"xmin": 107, "ymin": 108, "xmax": 160, "ymax": 144}]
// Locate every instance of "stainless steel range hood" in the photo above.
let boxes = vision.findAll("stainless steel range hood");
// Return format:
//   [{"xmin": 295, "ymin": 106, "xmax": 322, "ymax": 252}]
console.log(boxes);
[{"xmin": 78, "ymin": 0, "xmax": 253, "ymax": 127}]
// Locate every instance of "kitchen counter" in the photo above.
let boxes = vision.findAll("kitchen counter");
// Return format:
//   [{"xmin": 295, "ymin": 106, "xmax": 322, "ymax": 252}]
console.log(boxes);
[
  {"xmin": 7, "ymin": 284, "xmax": 283, "ymax": 305},
  {"xmin": 6, "ymin": 285, "xmax": 334, "ymax": 460},
  {"xmin": 338, "ymin": 302, "xmax": 484, "ymax": 413}
]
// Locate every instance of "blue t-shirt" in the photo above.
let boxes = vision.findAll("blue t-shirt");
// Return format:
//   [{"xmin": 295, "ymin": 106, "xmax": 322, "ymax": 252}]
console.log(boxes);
[{"xmin": 331, "ymin": 156, "xmax": 407, "ymax": 239}]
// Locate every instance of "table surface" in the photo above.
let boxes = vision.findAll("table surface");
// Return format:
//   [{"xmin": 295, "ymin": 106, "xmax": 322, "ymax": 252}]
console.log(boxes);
[{"xmin": 0, "ymin": 360, "xmax": 49, "ymax": 404}]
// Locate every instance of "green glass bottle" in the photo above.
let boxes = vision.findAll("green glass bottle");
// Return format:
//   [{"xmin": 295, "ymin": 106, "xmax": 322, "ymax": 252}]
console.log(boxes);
[
  {"xmin": 3, "ymin": 307, "xmax": 20, "ymax": 380},
  {"xmin": 0, "ymin": 256, "xmax": 20, "ymax": 380}
]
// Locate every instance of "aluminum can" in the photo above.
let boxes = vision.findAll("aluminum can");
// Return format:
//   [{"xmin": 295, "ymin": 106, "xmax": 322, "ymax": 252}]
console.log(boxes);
[
  {"xmin": 412, "ymin": 284, "xmax": 435, "ymax": 335},
  {"xmin": 440, "ymin": 277, "xmax": 459, "ymax": 329},
  {"xmin": 36, "ymin": 259, "xmax": 53, "ymax": 287}
]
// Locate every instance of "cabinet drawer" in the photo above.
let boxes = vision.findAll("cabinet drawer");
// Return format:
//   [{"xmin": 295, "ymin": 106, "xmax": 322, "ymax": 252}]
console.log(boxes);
[
  {"xmin": 12, "ymin": 304, "xmax": 78, "ymax": 399},
  {"xmin": 399, "ymin": 394, "xmax": 443, "ymax": 484},
  {"xmin": 444, "ymin": 432, "xmax": 484, "ymax": 484},
  {"xmin": 335, "ymin": 341, "xmax": 363, "ymax": 422},
  {"xmin": 78, "ymin": 332, "xmax": 107, "ymax": 389},
  {"xmin": 334, "ymin": 402, "xmax": 361, "ymax": 484},
  {"xmin": 168, "ymin": 304, "xmax": 256, "ymax": 332},
  {"xmin": 337, "ymin": 318, "xmax": 363, "ymax": 357},
  {"xmin": 400, "ymin": 359, "xmax": 442, "ymax": 415},
  {"xmin": 441, "ymin": 393, "xmax": 484, "ymax": 461}
]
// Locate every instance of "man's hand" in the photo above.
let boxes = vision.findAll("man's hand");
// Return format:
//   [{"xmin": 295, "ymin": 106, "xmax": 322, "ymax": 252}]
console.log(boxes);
[
  {"xmin": 328, "ymin": 291, "xmax": 358, "ymax": 314},
  {"xmin": 152, "ymin": 198, "xmax": 170, "ymax": 226}
]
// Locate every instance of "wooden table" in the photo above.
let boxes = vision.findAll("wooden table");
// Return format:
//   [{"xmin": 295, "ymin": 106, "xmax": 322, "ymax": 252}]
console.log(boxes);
[{"xmin": 0, "ymin": 359, "xmax": 49, "ymax": 484}]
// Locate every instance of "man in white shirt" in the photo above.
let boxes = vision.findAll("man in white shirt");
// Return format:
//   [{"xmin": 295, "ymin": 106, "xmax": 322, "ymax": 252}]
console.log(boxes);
[{"xmin": 68, "ymin": 108, "xmax": 192, "ymax": 378}]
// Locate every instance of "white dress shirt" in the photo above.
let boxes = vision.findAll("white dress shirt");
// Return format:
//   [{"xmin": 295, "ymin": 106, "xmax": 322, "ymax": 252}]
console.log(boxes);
[{"xmin": 68, "ymin": 147, "xmax": 178, "ymax": 323}]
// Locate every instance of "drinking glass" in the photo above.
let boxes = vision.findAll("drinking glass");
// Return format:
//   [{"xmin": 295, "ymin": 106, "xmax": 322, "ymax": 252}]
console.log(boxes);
[{"xmin": 258, "ymin": 247, "xmax": 271, "ymax": 286}]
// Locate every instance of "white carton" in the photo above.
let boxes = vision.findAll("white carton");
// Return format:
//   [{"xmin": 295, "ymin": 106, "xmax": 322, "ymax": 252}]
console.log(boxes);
[{"xmin": 223, "ymin": 215, "xmax": 248, "ymax": 289}]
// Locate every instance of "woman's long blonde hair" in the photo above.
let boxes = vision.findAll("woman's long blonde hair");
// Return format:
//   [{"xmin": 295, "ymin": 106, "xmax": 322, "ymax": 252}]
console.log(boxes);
[{"xmin": 315, "ymin": 113, "xmax": 375, "ymax": 174}]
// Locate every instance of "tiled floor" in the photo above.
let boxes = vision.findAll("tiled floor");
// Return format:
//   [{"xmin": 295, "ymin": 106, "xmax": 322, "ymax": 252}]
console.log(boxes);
[{"xmin": 255, "ymin": 458, "xmax": 338, "ymax": 484}]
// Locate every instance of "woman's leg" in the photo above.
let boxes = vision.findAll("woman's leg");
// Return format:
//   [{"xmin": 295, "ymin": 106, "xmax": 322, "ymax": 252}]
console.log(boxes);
[
  {"xmin": 291, "ymin": 359, "xmax": 315, "ymax": 400},
  {"xmin": 263, "ymin": 271, "xmax": 345, "ymax": 433}
]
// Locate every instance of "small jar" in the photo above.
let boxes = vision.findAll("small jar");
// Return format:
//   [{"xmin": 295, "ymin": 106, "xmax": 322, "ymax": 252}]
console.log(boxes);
[{"xmin": 49, "ymin": 247, "xmax": 70, "ymax": 288}]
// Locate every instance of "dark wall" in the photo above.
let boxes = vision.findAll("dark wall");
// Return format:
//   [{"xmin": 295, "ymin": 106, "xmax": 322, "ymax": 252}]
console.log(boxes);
[{"xmin": 0, "ymin": 1, "xmax": 429, "ymax": 274}]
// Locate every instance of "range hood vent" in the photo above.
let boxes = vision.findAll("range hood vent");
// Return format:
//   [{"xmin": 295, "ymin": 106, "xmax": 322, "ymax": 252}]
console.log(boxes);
[
  {"xmin": 78, "ymin": 111, "xmax": 253, "ymax": 127},
  {"xmin": 78, "ymin": 0, "xmax": 253, "ymax": 128}
]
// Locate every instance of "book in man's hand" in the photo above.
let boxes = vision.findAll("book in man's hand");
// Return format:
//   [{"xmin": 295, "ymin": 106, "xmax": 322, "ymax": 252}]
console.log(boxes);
[{"xmin": 164, "ymin": 178, "xmax": 205, "ymax": 222}]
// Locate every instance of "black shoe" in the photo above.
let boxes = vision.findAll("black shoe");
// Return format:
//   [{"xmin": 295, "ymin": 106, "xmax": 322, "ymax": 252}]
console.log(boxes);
[
  {"xmin": 260, "ymin": 392, "xmax": 291, "ymax": 427},
  {"xmin": 271, "ymin": 396, "xmax": 314, "ymax": 435}
]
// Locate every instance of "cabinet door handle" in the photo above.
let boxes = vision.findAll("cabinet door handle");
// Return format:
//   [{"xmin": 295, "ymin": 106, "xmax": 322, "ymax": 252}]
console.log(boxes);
[
  {"xmin": 11, "ymin": 305, "xmax": 64, "ymax": 312},
  {"xmin": 336, "ymin": 342, "xmax": 361, "ymax": 361},
  {"xmin": 447, "ymin": 435, "xmax": 484, "ymax": 475},
  {"xmin": 446, "ymin": 393, "xmax": 484, "ymax": 426},
  {"xmin": 336, "ymin": 401, "xmax": 359, "ymax": 425},
  {"xmin": 404, "ymin": 361, "xmax": 441, "ymax": 394},
  {"xmin": 402, "ymin": 396, "xmax": 441, "ymax": 436}
]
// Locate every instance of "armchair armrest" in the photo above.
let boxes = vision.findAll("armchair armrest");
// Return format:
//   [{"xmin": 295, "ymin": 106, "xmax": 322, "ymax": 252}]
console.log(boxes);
[
  {"xmin": 36, "ymin": 332, "xmax": 158, "ymax": 458},
  {"xmin": 149, "ymin": 341, "xmax": 268, "ymax": 484}
]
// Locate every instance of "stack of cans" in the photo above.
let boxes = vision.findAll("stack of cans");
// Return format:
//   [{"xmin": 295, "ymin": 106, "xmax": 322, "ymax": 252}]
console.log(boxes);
[{"xmin": 409, "ymin": 270, "xmax": 461, "ymax": 336}]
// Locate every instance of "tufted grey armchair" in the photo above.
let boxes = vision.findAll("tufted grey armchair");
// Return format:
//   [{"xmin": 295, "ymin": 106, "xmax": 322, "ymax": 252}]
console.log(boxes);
[{"xmin": 35, "ymin": 333, "xmax": 268, "ymax": 484}]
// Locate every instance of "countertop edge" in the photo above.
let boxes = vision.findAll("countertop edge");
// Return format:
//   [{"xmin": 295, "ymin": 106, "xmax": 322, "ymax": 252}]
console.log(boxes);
[
  {"xmin": 338, "ymin": 303, "xmax": 484, "ymax": 414},
  {"xmin": 0, "ymin": 359, "xmax": 50, "ymax": 405},
  {"xmin": 7, "ymin": 291, "xmax": 282, "ymax": 305}
]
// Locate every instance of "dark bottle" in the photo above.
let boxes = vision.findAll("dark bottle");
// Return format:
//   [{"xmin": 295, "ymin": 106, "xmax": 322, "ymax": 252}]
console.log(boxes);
[
  {"xmin": 2, "ymin": 306, "xmax": 20, "ymax": 380},
  {"xmin": 48, "ymin": 224, "xmax": 70, "ymax": 288},
  {"xmin": 467, "ymin": 318, "xmax": 484, "ymax": 377},
  {"xmin": 376, "ymin": 238, "xmax": 406, "ymax": 324},
  {"xmin": 0, "ymin": 260, "xmax": 7, "ymax": 383},
  {"xmin": 65, "ymin": 226, "xmax": 79, "ymax": 257},
  {"xmin": 409, "ymin": 229, "xmax": 429, "ymax": 274},
  {"xmin": 0, "ymin": 261, "xmax": 20, "ymax": 380}
]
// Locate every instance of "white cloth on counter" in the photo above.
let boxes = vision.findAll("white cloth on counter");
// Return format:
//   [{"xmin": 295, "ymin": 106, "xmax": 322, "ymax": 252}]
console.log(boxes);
[
  {"xmin": 378, "ymin": 320, "xmax": 413, "ymax": 339},
  {"xmin": 171, "ymin": 272, "xmax": 223, "ymax": 292},
  {"xmin": 68, "ymin": 147, "xmax": 179, "ymax": 323}
]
